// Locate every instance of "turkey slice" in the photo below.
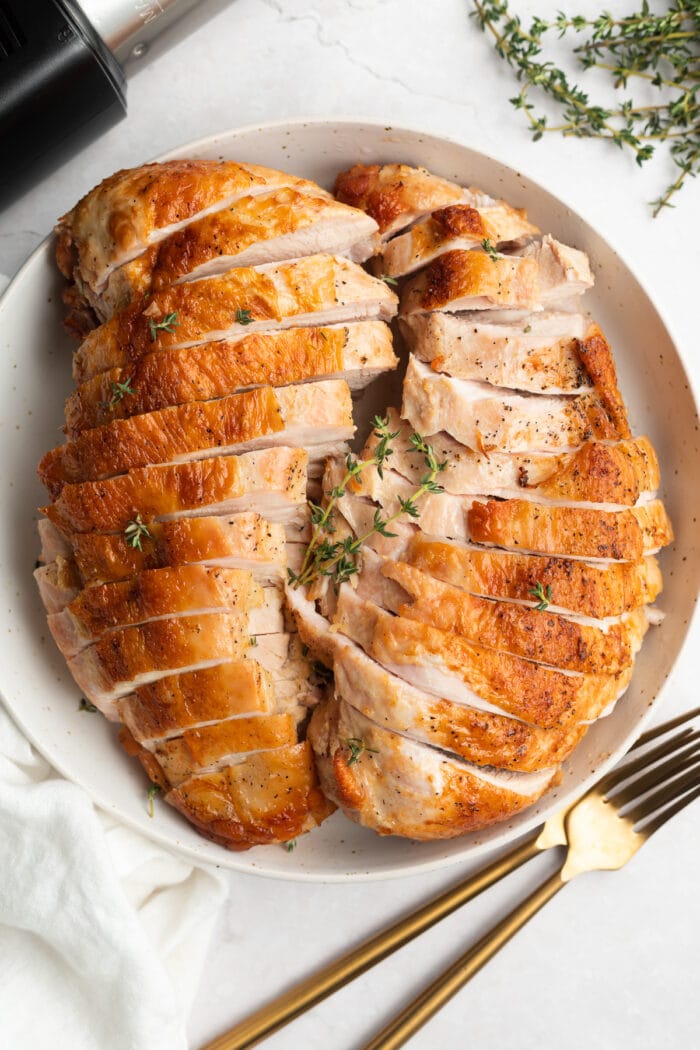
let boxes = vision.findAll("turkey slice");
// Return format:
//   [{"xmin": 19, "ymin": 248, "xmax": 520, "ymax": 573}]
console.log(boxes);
[
  {"xmin": 72, "ymin": 255, "xmax": 398, "ymax": 383},
  {"xmin": 400, "ymin": 249, "xmax": 540, "ymax": 315},
  {"xmin": 308, "ymin": 695, "xmax": 555, "ymax": 840},
  {"xmin": 165, "ymin": 741, "xmax": 334, "ymax": 850},
  {"xmin": 65, "ymin": 322, "xmax": 397, "ymax": 435},
  {"xmin": 405, "ymin": 534, "xmax": 663, "ymax": 618},
  {"xmin": 56, "ymin": 159, "xmax": 330, "ymax": 295},
  {"xmin": 382, "ymin": 201, "xmax": 539, "ymax": 276},
  {"xmin": 402, "ymin": 356, "xmax": 623, "ymax": 453},
  {"xmin": 333, "ymin": 588, "xmax": 632, "ymax": 729},
  {"xmin": 43, "ymin": 446, "xmax": 308, "ymax": 536},
  {"xmin": 42, "ymin": 380, "xmax": 354, "ymax": 494},
  {"xmin": 96, "ymin": 188, "xmax": 379, "ymax": 320}
]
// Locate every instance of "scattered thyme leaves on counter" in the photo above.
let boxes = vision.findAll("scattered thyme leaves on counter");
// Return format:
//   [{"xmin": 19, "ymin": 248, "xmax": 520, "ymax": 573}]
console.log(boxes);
[{"xmin": 472, "ymin": 0, "xmax": 700, "ymax": 215}]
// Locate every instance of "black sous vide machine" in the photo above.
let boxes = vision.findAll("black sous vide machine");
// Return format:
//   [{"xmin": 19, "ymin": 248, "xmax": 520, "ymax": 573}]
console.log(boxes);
[{"xmin": 0, "ymin": 0, "xmax": 223, "ymax": 205}]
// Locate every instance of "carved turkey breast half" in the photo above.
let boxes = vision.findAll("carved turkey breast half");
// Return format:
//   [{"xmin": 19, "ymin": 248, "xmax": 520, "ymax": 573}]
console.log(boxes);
[{"xmin": 36, "ymin": 157, "xmax": 671, "ymax": 849}]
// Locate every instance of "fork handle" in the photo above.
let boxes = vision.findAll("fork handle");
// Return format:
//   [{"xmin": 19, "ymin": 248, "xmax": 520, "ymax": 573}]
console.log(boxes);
[
  {"xmin": 363, "ymin": 867, "xmax": 566, "ymax": 1050},
  {"xmin": 200, "ymin": 832, "xmax": 543, "ymax": 1050}
]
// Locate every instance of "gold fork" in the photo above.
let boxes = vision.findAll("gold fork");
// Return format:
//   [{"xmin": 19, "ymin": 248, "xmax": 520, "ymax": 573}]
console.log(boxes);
[
  {"xmin": 364, "ymin": 720, "xmax": 700, "ymax": 1050},
  {"xmin": 201, "ymin": 706, "xmax": 700, "ymax": 1050}
]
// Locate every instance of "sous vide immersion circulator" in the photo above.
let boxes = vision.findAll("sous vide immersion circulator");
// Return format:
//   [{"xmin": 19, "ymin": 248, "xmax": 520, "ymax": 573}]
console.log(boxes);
[{"xmin": 0, "ymin": 0, "xmax": 220, "ymax": 205}]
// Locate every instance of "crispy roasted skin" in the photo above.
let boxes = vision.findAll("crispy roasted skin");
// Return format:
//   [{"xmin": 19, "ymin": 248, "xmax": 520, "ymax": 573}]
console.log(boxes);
[
  {"xmin": 65, "ymin": 323, "xmax": 396, "ymax": 434},
  {"xmin": 406, "ymin": 535, "xmax": 663, "ymax": 618},
  {"xmin": 383, "ymin": 202, "xmax": 539, "ymax": 276},
  {"xmin": 68, "ymin": 514, "xmax": 286, "ymax": 585},
  {"xmin": 334, "ymin": 163, "xmax": 465, "ymax": 236},
  {"xmin": 309, "ymin": 696, "xmax": 555, "ymax": 840},
  {"xmin": 44, "ymin": 446, "xmax": 308, "ymax": 535},
  {"xmin": 100, "ymin": 188, "xmax": 378, "ymax": 315},
  {"xmin": 56, "ymin": 159, "xmax": 327, "ymax": 291},
  {"xmin": 166, "ymin": 741, "xmax": 335, "ymax": 850},
  {"xmin": 333, "ymin": 642, "xmax": 586, "ymax": 773},
  {"xmin": 468, "ymin": 498, "xmax": 673, "ymax": 560},
  {"xmin": 576, "ymin": 324, "xmax": 630, "ymax": 438},
  {"xmin": 69, "ymin": 612, "xmax": 250, "ymax": 709},
  {"xmin": 52, "ymin": 565, "xmax": 261, "ymax": 649},
  {"xmin": 382, "ymin": 560, "xmax": 648, "ymax": 674},
  {"xmin": 401, "ymin": 249, "xmax": 540, "ymax": 314},
  {"xmin": 334, "ymin": 591, "xmax": 629, "ymax": 729},
  {"xmin": 41, "ymin": 380, "xmax": 352, "ymax": 494},
  {"xmin": 150, "ymin": 712, "xmax": 299, "ymax": 785},
  {"xmin": 357, "ymin": 409, "xmax": 657, "ymax": 506},
  {"xmin": 119, "ymin": 662, "xmax": 277, "ymax": 742},
  {"xmin": 72, "ymin": 255, "xmax": 397, "ymax": 384}
]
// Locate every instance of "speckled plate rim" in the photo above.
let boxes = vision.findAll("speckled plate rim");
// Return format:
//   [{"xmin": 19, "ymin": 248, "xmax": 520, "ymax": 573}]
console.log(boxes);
[{"xmin": 0, "ymin": 117, "xmax": 698, "ymax": 881}]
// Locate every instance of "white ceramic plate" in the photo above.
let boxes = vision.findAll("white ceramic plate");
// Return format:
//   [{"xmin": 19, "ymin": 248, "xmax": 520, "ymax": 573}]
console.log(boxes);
[{"xmin": 1, "ymin": 120, "xmax": 698, "ymax": 881}]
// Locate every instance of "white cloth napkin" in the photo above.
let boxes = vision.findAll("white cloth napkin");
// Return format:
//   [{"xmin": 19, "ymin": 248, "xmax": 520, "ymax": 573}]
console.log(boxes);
[
  {"xmin": 0, "ymin": 272, "xmax": 227, "ymax": 1048},
  {"xmin": 0, "ymin": 701, "xmax": 228, "ymax": 1050}
]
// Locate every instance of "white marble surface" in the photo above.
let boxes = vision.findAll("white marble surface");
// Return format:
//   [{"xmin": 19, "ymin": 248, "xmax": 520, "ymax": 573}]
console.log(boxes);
[{"xmin": 2, "ymin": 2, "xmax": 699, "ymax": 1048}]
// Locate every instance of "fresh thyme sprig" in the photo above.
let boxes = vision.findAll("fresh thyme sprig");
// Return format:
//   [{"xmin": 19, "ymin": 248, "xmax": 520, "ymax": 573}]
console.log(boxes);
[
  {"xmin": 78, "ymin": 698, "xmax": 97, "ymax": 713},
  {"xmin": 124, "ymin": 514, "xmax": 152, "ymax": 551},
  {"xmin": 235, "ymin": 308, "xmax": 254, "ymax": 325},
  {"xmin": 148, "ymin": 311, "xmax": 179, "ymax": 340},
  {"xmin": 100, "ymin": 377, "xmax": 134, "ymax": 412},
  {"xmin": 472, "ymin": 0, "xmax": 700, "ymax": 214},
  {"xmin": 345, "ymin": 737, "xmax": 379, "ymax": 766},
  {"xmin": 287, "ymin": 420, "xmax": 446, "ymax": 591},
  {"xmin": 481, "ymin": 237, "xmax": 501, "ymax": 260},
  {"xmin": 529, "ymin": 580, "xmax": 553, "ymax": 611}
]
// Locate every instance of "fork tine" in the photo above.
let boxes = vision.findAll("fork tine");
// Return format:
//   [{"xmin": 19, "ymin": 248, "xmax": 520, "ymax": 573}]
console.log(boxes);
[
  {"xmin": 624, "ymin": 760, "xmax": 700, "ymax": 826},
  {"xmin": 610, "ymin": 740, "xmax": 700, "ymax": 807},
  {"xmin": 640, "ymin": 784, "xmax": 700, "ymax": 837},
  {"xmin": 632, "ymin": 704, "xmax": 700, "ymax": 750},
  {"xmin": 599, "ymin": 728, "xmax": 700, "ymax": 794}
]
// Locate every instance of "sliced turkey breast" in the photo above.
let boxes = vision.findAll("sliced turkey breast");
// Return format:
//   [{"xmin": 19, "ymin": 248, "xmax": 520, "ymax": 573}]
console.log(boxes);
[
  {"xmin": 145, "ymin": 712, "xmax": 300, "ymax": 786},
  {"xmin": 367, "ymin": 556, "xmax": 649, "ymax": 674},
  {"xmin": 334, "ymin": 642, "xmax": 586, "ymax": 773},
  {"xmin": 334, "ymin": 163, "xmax": 466, "ymax": 238},
  {"xmin": 46, "ymin": 566, "xmax": 284, "ymax": 656},
  {"xmin": 400, "ymin": 249, "xmax": 540, "ymax": 315},
  {"xmin": 72, "ymin": 255, "xmax": 398, "ymax": 384},
  {"xmin": 406, "ymin": 534, "xmax": 663, "ymax": 618},
  {"xmin": 67, "ymin": 612, "xmax": 253, "ymax": 717},
  {"xmin": 96, "ymin": 189, "xmax": 379, "ymax": 320},
  {"xmin": 382, "ymin": 202, "xmax": 539, "ymax": 277},
  {"xmin": 287, "ymin": 587, "xmax": 586, "ymax": 772},
  {"xmin": 166, "ymin": 741, "xmax": 335, "ymax": 850},
  {"xmin": 118, "ymin": 655, "xmax": 319, "ymax": 745},
  {"xmin": 56, "ymin": 159, "xmax": 329, "ymax": 298},
  {"xmin": 469, "ymin": 497, "xmax": 673, "ymax": 560},
  {"xmin": 44, "ymin": 446, "xmax": 308, "ymax": 536},
  {"xmin": 402, "ymin": 356, "xmax": 623, "ymax": 454},
  {"xmin": 308, "ymin": 695, "xmax": 556, "ymax": 840},
  {"xmin": 65, "ymin": 322, "xmax": 397, "ymax": 435},
  {"xmin": 356, "ymin": 409, "xmax": 657, "ymax": 506},
  {"xmin": 65, "ymin": 513, "xmax": 286, "ymax": 586},
  {"xmin": 333, "ymin": 589, "xmax": 631, "ymax": 729},
  {"xmin": 41, "ymin": 380, "xmax": 353, "ymax": 495}
]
